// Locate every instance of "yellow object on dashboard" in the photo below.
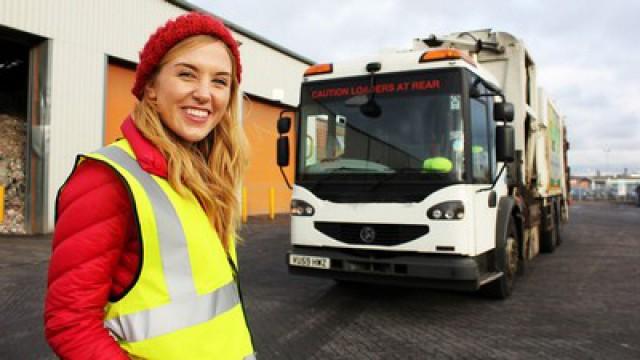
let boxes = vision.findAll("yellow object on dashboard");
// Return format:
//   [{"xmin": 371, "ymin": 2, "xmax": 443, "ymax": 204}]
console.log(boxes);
[{"xmin": 423, "ymin": 157, "xmax": 453, "ymax": 173}]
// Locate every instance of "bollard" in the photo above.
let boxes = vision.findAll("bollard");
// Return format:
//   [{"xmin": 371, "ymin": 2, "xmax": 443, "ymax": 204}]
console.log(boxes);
[
  {"xmin": 0, "ymin": 185, "xmax": 4, "ymax": 223},
  {"xmin": 242, "ymin": 187, "xmax": 248, "ymax": 224},
  {"xmin": 269, "ymin": 187, "xmax": 275, "ymax": 220}
]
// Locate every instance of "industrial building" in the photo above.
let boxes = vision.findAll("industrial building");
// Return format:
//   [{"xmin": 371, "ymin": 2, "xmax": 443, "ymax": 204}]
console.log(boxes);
[{"xmin": 0, "ymin": 0, "xmax": 312, "ymax": 234}]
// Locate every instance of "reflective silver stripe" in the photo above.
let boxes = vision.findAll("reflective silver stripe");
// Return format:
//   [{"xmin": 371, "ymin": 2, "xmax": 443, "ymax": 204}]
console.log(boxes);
[
  {"xmin": 244, "ymin": 353, "xmax": 257, "ymax": 360},
  {"xmin": 97, "ymin": 145, "xmax": 245, "ymax": 344},
  {"xmin": 96, "ymin": 146, "xmax": 196, "ymax": 297},
  {"xmin": 105, "ymin": 281, "xmax": 240, "ymax": 342}
]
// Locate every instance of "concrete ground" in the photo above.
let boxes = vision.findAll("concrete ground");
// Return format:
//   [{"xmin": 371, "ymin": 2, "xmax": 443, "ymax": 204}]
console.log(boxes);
[{"xmin": 1, "ymin": 201, "xmax": 639, "ymax": 359}]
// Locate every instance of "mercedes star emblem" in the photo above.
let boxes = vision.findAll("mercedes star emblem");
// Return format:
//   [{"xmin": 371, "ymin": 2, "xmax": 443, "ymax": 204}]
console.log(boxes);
[{"xmin": 360, "ymin": 226, "xmax": 376, "ymax": 244}]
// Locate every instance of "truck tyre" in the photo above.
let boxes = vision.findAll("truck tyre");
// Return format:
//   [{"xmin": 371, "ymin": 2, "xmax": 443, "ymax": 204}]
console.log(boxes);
[
  {"xmin": 514, "ymin": 214, "xmax": 526, "ymax": 277},
  {"xmin": 555, "ymin": 204, "xmax": 563, "ymax": 246},
  {"xmin": 540, "ymin": 204, "xmax": 557, "ymax": 253},
  {"xmin": 481, "ymin": 217, "xmax": 519, "ymax": 299},
  {"xmin": 517, "ymin": 235, "xmax": 527, "ymax": 276}
]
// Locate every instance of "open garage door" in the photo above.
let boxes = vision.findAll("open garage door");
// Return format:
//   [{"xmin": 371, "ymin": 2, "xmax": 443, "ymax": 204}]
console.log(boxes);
[
  {"xmin": 104, "ymin": 58, "xmax": 136, "ymax": 144},
  {"xmin": 0, "ymin": 26, "xmax": 49, "ymax": 234}
]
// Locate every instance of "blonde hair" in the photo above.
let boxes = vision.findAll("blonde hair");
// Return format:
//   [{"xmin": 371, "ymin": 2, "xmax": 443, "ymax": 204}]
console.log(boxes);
[{"xmin": 132, "ymin": 35, "xmax": 248, "ymax": 250}]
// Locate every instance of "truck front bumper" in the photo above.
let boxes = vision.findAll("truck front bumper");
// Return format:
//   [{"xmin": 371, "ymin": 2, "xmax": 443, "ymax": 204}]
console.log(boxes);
[{"xmin": 287, "ymin": 246, "xmax": 491, "ymax": 292}]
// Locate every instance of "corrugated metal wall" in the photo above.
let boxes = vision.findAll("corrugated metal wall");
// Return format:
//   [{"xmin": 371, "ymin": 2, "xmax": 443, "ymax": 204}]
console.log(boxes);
[
  {"xmin": 238, "ymin": 31, "xmax": 309, "ymax": 106},
  {"xmin": 0, "ymin": 0, "xmax": 309, "ymax": 231}
]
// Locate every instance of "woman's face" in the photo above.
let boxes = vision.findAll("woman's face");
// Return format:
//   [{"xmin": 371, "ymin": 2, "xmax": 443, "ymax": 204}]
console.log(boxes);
[{"xmin": 146, "ymin": 40, "xmax": 233, "ymax": 143}]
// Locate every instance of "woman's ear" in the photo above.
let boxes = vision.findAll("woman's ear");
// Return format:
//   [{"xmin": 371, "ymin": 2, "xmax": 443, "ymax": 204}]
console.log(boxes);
[{"xmin": 145, "ymin": 82, "xmax": 158, "ymax": 103}]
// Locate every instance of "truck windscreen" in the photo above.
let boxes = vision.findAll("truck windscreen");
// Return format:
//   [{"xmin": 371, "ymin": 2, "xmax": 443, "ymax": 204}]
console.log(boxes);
[{"xmin": 299, "ymin": 69, "xmax": 464, "ymax": 183}]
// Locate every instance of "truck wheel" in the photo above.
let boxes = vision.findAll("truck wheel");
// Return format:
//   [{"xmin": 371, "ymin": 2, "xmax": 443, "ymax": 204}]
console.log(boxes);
[
  {"xmin": 482, "ymin": 217, "xmax": 519, "ymax": 299},
  {"xmin": 555, "ymin": 205, "xmax": 563, "ymax": 246},
  {"xmin": 540, "ymin": 205, "xmax": 557, "ymax": 253},
  {"xmin": 517, "ymin": 237, "xmax": 527, "ymax": 276}
]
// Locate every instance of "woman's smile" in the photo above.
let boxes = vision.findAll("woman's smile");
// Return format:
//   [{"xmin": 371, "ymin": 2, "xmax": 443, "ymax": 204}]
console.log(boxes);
[{"xmin": 182, "ymin": 106, "xmax": 211, "ymax": 124}]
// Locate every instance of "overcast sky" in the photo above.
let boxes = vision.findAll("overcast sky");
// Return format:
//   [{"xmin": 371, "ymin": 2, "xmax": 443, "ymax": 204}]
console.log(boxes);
[{"xmin": 192, "ymin": 0, "xmax": 639, "ymax": 176}]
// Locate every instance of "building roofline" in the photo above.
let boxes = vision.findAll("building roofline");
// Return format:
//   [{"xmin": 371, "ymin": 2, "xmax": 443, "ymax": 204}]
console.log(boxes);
[
  {"xmin": 244, "ymin": 91, "xmax": 297, "ymax": 110},
  {"xmin": 165, "ymin": 0, "xmax": 315, "ymax": 66}
]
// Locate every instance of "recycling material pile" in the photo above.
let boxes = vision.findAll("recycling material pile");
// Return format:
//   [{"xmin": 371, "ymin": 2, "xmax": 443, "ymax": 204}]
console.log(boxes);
[{"xmin": 0, "ymin": 114, "xmax": 27, "ymax": 234}]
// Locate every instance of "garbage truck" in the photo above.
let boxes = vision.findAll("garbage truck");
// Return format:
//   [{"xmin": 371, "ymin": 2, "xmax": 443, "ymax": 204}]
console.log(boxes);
[{"xmin": 276, "ymin": 29, "xmax": 569, "ymax": 298}]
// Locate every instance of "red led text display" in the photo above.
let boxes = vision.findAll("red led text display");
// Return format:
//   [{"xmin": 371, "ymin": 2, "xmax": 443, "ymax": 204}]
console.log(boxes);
[{"xmin": 311, "ymin": 79, "xmax": 441, "ymax": 100}]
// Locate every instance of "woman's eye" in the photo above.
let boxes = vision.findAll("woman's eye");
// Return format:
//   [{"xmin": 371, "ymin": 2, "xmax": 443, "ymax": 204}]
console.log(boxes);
[
  {"xmin": 212, "ymin": 78, "xmax": 228, "ymax": 86},
  {"xmin": 179, "ymin": 72, "xmax": 195, "ymax": 79}
]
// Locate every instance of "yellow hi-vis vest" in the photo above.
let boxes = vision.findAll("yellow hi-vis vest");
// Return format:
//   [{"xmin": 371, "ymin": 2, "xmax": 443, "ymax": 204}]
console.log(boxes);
[{"xmin": 81, "ymin": 140, "xmax": 255, "ymax": 360}]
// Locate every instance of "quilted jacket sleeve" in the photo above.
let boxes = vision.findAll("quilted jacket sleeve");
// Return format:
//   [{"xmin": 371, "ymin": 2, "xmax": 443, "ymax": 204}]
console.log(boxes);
[{"xmin": 45, "ymin": 159, "xmax": 133, "ymax": 360}]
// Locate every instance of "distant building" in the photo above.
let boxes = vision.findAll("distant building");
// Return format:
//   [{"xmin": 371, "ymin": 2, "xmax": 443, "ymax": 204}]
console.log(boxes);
[
  {"xmin": 569, "ymin": 177, "xmax": 591, "ymax": 190},
  {"xmin": 570, "ymin": 174, "xmax": 640, "ymax": 201}
]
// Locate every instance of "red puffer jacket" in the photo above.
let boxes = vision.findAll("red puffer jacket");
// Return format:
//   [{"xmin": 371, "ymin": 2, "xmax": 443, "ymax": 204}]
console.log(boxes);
[{"xmin": 45, "ymin": 117, "xmax": 168, "ymax": 359}]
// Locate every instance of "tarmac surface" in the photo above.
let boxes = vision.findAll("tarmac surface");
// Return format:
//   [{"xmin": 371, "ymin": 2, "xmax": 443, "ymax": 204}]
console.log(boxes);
[{"xmin": 1, "ymin": 201, "xmax": 639, "ymax": 359}]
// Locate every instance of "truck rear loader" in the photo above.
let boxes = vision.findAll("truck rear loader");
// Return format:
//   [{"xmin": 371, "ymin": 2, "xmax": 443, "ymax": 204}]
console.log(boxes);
[{"xmin": 276, "ymin": 29, "xmax": 569, "ymax": 298}]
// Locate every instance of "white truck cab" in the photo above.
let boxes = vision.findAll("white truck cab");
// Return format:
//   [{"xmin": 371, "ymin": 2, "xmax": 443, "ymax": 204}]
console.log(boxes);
[{"xmin": 276, "ymin": 30, "xmax": 568, "ymax": 298}]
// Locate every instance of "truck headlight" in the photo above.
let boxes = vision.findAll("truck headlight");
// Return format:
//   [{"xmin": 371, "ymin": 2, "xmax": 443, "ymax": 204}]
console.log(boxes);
[
  {"xmin": 427, "ymin": 201, "xmax": 464, "ymax": 220},
  {"xmin": 291, "ymin": 199, "xmax": 315, "ymax": 216}
]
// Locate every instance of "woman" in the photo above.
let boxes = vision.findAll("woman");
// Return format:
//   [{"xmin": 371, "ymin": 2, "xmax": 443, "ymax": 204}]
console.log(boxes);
[{"xmin": 45, "ymin": 12, "xmax": 255, "ymax": 359}]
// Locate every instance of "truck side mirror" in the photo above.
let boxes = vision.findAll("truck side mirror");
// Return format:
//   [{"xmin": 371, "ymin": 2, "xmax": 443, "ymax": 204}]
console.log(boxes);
[
  {"xmin": 278, "ymin": 116, "xmax": 291, "ymax": 134},
  {"xmin": 276, "ymin": 113, "xmax": 294, "ymax": 189},
  {"xmin": 496, "ymin": 125, "xmax": 515, "ymax": 163},
  {"xmin": 277, "ymin": 137, "xmax": 290, "ymax": 167},
  {"xmin": 494, "ymin": 102, "xmax": 514, "ymax": 122}
]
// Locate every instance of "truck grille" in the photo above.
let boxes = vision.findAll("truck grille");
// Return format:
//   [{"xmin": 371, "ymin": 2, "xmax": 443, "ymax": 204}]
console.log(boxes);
[{"xmin": 314, "ymin": 222, "xmax": 429, "ymax": 246}]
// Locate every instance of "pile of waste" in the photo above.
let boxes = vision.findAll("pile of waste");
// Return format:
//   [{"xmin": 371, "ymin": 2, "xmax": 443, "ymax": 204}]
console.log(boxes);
[{"xmin": 0, "ymin": 114, "xmax": 27, "ymax": 234}]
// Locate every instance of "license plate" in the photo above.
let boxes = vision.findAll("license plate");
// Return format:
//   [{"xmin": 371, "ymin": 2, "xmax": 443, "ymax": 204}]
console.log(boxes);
[{"xmin": 289, "ymin": 254, "xmax": 330, "ymax": 269}]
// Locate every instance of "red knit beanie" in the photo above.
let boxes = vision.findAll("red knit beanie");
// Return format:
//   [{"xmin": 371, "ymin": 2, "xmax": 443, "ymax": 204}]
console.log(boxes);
[{"xmin": 132, "ymin": 12, "xmax": 242, "ymax": 100}]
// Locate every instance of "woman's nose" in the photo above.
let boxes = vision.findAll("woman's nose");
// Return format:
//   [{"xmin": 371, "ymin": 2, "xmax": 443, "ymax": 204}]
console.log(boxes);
[{"xmin": 192, "ymin": 80, "xmax": 211, "ymax": 103}]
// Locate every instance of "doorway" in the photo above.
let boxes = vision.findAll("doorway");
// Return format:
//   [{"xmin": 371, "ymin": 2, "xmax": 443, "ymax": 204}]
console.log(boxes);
[{"xmin": 0, "ymin": 26, "xmax": 49, "ymax": 234}]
